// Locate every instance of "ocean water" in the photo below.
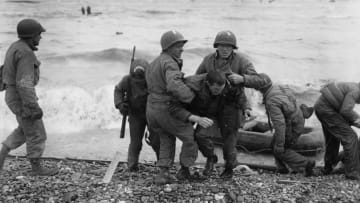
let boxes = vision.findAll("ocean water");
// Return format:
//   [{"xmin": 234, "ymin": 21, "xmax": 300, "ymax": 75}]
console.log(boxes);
[{"xmin": 0, "ymin": 0, "xmax": 360, "ymax": 160}]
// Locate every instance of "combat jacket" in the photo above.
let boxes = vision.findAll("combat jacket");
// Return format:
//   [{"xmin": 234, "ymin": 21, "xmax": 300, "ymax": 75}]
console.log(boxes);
[
  {"xmin": 263, "ymin": 85, "xmax": 303, "ymax": 149},
  {"xmin": 170, "ymin": 73, "xmax": 244, "ymax": 131},
  {"xmin": 2, "ymin": 39, "xmax": 41, "ymax": 116},
  {"xmin": 320, "ymin": 82, "xmax": 360, "ymax": 123},
  {"xmin": 146, "ymin": 52, "xmax": 194, "ymax": 104},
  {"xmin": 114, "ymin": 75, "xmax": 147, "ymax": 115},
  {"xmin": 196, "ymin": 51, "xmax": 263, "ymax": 89}
]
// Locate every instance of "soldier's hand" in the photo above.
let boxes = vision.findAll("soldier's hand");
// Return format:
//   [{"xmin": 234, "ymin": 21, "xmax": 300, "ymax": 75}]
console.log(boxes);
[
  {"xmin": 119, "ymin": 103, "xmax": 129, "ymax": 115},
  {"xmin": 189, "ymin": 115, "xmax": 213, "ymax": 128},
  {"xmin": 22, "ymin": 104, "xmax": 43, "ymax": 120},
  {"xmin": 227, "ymin": 73, "xmax": 244, "ymax": 84},
  {"xmin": 353, "ymin": 118, "xmax": 360, "ymax": 128},
  {"xmin": 197, "ymin": 117, "xmax": 214, "ymax": 128},
  {"xmin": 31, "ymin": 107, "xmax": 43, "ymax": 120},
  {"xmin": 244, "ymin": 109, "xmax": 252, "ymax": 119}
]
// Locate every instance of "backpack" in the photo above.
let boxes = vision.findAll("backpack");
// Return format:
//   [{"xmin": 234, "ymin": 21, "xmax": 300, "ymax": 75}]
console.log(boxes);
[{"xmin": 0, "ymin": 65, "xmax": 5, "ymax": 91}]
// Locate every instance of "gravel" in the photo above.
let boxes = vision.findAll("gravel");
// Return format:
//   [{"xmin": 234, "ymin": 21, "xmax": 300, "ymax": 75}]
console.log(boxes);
[{"xmin": 0, "ymin": 157, "xmax": 359, "ymax": 203}]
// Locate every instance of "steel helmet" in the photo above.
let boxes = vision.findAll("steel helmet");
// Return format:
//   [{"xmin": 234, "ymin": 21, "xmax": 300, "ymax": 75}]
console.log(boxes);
[
  {"xmin": 256, "ymin": 73, "xmax": 272, "ymax": 90},
  {"xmin": 160, "ymin": 30, "xmax": 187, "ymax": 51},
  {"xmin": 130, "ymin": 58, "xmax": 150, "ymax": 74},
  {"xmin": 17, "ymin": 19, "xmax": 46, "ymax": 39},
  {"xmin": 213, "ymin": 30, "xmax": 237, "ymax": 49}
]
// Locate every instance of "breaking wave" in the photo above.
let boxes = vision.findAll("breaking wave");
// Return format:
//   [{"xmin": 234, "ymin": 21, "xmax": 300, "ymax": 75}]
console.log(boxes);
[
  {"xmin": 44, "ymin": 47, "xmax": 216, "ymax": 63},
  {"xmin": 0, "ymin": 82, "xmax": 324, "ymax": 134},
  {"xmin": 45, "ymin": 48, "xmax": 155, "ymax": 63}
]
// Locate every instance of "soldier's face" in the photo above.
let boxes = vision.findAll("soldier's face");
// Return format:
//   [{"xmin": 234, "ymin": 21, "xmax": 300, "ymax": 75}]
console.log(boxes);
[
  {"xmin": 208, "ymin": 82, "xmax": 225, "ymax": 95},
  {"xmin": 133, "ymin": 68, "xmax": 145, "ymax": 79},
  {"xmin": 217, "ymin": 44, "xmax": 233, "ymax": 59},
  {"xmin": 167, "ymin": 42, "xmax": 185, "ymax": 58},
  {"xmin": 33, "ymin": 33, "xmax": 42, "ymax": 46}
]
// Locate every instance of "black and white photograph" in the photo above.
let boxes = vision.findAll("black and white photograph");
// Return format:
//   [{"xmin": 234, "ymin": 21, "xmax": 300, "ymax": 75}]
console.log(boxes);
[{"xmin": 0, "ymin": 0, "xmax": 360, "ymax": 202}]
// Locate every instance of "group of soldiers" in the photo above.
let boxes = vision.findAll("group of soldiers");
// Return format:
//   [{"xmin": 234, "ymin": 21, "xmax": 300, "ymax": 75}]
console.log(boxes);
[
  {"xmin": 1, "ymin": 19, "xmax": 360, "ymax": 185},
  {"xmin": 114, "ymin": 29, "xmax": 360, "ymax": 184}
]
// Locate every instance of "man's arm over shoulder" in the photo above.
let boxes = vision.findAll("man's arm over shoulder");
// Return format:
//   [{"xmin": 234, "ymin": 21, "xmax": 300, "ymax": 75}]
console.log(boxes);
[
  {"xmin": 236, "ymin": 53, "xmax": 263, "ymax": 88},
  {"xmin": 195, "ymin": 54, "xmax": 213, "ymax": 75},
  {"xmin": 165, "ymin": 60, "xmax": 194, "ymax": 103}
]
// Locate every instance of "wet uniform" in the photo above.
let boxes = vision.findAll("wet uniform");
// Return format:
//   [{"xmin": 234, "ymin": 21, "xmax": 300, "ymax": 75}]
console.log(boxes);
[
  {"xmin": 314, "ymin": 82, "xmax": 360, "ymax": 179},
  {"xmin": 145, "ymin": 52, "xmax": 196, "ymax": 168},
  {"xmin": 114, "ymin": 63, "xmax": 160, "ymax": 168},
  {"xmin": 2, "ymin": 39, "xmax": 46, "ymax": 159},
  {"xmin": 170, "ymin": 73, "xmax": 244, "ymax": 169},
  {"xmin": 264, "ymin": 85, "xmax": 311, "ymax": 172}
]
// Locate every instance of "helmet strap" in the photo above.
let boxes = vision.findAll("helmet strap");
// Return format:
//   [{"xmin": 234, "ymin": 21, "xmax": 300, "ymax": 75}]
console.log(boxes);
[{"xmin": 21, "ymin": 38, "xmax": 38, "ymax": 51}]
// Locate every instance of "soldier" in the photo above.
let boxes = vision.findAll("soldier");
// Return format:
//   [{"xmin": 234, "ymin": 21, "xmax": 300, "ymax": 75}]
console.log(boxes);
[
  {"xmin": 314, "ymin": 82, "xmax": 360, "ymax": 180},
  {"xmin": 170, "ymin": 70, "xmax": 246, "ymax": 178},
  {"xmin": 0, "ymin": 19, "xmax": 58, "ymax": 176},
  {"xmin": 114, "ymin": 59, "xmax": 160, "ymax": 171},
  {"xmin": 146, "ymin": 30, "xmax": 213, "ymax": 184},
  {"xmin": 255, "ymin": 73, "xmax": 315, "ymax": 176},
  {"xmin": 195, "ymin": 30, "xmax": 264, "ymax": 175}
]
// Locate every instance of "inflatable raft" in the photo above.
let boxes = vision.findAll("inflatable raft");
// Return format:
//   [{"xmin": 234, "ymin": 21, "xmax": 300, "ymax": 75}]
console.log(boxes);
[{"xmin": 211, "ymin": 120, "xmax": 325, "ymax": 156}]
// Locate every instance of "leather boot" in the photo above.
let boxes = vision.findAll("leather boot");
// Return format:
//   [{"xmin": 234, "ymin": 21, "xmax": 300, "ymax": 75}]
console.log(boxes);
[
  {"xmin": 345, "ymin": 174, "xmax": 360, "ymax": 181},
  {"xmin": 0, "ymin": 144, "xmax": 10, "ymax": 170},
  {"xmin": 128, "ymin": 164, "xmax": 139, "ymax": 172},
  {"xmin": 321, "ymin": 164, "xmax": 333, "ymax": 175},
  {"xmin": 276, "ymin": 167, "xmax": 290, "ymax": 174},
  {"xmin": 305, "ymin": 160, "xmax": 315, "ymax": 177},
  {"xmin": 300, "ymin": 104, "xmax": 314, "ymax": 119},
  {"xmin": 154, "ymin": 167, "xmax": 173, "ymax": 185},
  {"xmin": 176, "ymin": 166, "xmax": 192, "ymax": 180},
  {"xmin": 29, "ymin": 158, "xmax": 59, "ymax": 176},
  {"xmin": 203, "ymin": 155, "xmax": 218, "ymax": 176},
  {"xmin": 220, "ymin": 167, "xmax": 234, "ymax": 178}
]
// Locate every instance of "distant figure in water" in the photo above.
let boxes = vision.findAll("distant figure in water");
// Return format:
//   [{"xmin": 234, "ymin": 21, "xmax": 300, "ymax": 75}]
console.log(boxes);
[
  {"xmin": 81, "ymin": 6, "xmax": 85, "ymax": 15},
  {"xmin": 86, "ymin": 6, "xmax": 91, "ymax": 15}
]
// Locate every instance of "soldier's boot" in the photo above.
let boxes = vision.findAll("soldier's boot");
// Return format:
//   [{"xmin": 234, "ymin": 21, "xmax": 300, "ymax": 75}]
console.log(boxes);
[
  {"xmin": 345, "ymin": 174, "xmax": 360, "ymax": 181},
  {"xmin": 305, "ymin": 160, "xmax": 315, "ymax": 177},
  {"xmin": 276, "ymin": 168, "xmax": 290, "ymax": 174},
  {"xmin": 128, "ymin": 162, "xmax": 139, "ymax": 172},
  {"xmin": 300, "ymin": 104, "xmax": 314, "ymax": 119},
  {"xmin": 29, "ymin": 158, "xmax": 59, "ymax": 176},
  {"xmin": 203, "ymin": 155, "xmax": 218, "ymax": 176},
  {"xmin": 154, "ymin": 167, "xmax": 173, "ymax": 185},
  {"xmin": 220, "ymin": 167, "xmax": 233, "ymax": 178},
  {"xmin": 0, "ymin": 144, "xmax": 10, "ymax": 170},
  {"xmin": 321, "ymin": 163, "xmax": 333, "ymax": 175},
  {"xmin": 176, "ymin": 166, "xmax": 192, "ymax": 180}
]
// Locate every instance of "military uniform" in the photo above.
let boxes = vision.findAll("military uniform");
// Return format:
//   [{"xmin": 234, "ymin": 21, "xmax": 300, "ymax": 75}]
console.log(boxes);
[
  {"xmin": 171, "ymin": 74, "xmax": 244, "ymax": 172},
  {"xmin": 196, "ymin": 51, "xmax": 263, "ymax": 121},
  {"xmin": 0, "ymin": 19, "xmax": 58, "ymax": 176},
  {"xmin": 264, "ymin": 85, "xmax": 314, "ymax": 174},
  {"xmin": 114, "ymin": 59, "xmax": 160, "ymax": 170},
  {"xmin": 314, "ymin": 82, "xmax": 360, "ymax": 179},
  {"xmin": 146, "ymin": 52, "xmax": 196, "ymax": 169},
  {"xmin": 2, "ymin": 39, "xmax": 46, "ymax": 159}
]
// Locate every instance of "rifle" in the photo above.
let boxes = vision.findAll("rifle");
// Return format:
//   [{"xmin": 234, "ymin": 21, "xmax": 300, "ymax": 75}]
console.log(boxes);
[{"xmin": 120, "ymin": 46, "xmax": 136, "ymax": 138}]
